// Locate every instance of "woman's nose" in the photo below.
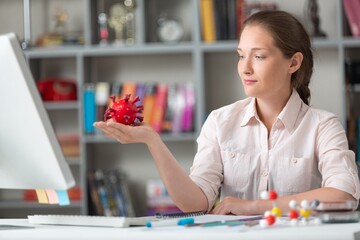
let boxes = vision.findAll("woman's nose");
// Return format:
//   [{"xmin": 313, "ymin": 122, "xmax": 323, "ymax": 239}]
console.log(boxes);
[{"xmin": 239, "ymin": 58, "xmax": 253, "ymax": 75}]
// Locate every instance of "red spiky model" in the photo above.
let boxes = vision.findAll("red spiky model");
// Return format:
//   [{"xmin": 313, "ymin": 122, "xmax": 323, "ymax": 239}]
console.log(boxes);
[{"xmin": 104, "ymin": 94, "xmax": 144, "ymax": 126}]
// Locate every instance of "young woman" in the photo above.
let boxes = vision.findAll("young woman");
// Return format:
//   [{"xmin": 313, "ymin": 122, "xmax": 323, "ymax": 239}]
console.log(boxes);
[{"xmin": 94, "ymin": 10, "xmax": 360, "ymax": 215}]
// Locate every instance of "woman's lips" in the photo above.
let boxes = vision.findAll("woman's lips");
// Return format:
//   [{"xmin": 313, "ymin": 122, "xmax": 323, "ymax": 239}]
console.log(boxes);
[{"xmin": 244, "ymin": 79, "xmax": 257, "ymax": 85}]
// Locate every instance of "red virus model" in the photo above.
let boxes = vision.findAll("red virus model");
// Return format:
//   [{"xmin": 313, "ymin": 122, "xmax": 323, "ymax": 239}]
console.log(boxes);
[{"xmin": 104, "ymin": 94, "xmax": 144, "ymax": 126}]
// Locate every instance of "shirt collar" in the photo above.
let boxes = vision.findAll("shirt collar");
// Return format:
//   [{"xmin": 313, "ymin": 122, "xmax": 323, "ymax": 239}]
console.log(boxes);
[
  {"xmin": 277, "ymin": 89, "xmax": 303, "ymax": 133},
  {"xmin": 240, "ymin": 90, "xmax": 303, "ymax": 133},
  {"xmin": 241, "ymin": 97, "xmax": 258, "ymax": 127}
]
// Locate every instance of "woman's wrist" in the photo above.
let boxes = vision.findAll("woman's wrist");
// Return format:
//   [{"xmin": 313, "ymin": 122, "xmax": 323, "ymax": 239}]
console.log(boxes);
[
  {"xmin": 144, "ymin": 128, "xmax": 162, "ymax": 148},
  {"xmin": 252, "ymin": 199, "xmax": 272, "ymax": 215}
]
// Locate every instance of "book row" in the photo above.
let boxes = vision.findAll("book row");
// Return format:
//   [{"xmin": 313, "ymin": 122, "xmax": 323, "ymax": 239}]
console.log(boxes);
[
  {"xmin": 146, "ymin": 179, "xmax": 179, "ymax": 216},
  {"xmin": 83, "ymin": 82, "xmax": 195, "ymax": 134},
  {"xmin": 87, "ymin": 169, "xmax": 135, "ymax": 217},
  {"xmin": 87, "ymin": 169, "xmax": 179, "ymax": 217},
  {"xmin": 199, "ymin": 0, "xmax": 277, "ymax": 42}
]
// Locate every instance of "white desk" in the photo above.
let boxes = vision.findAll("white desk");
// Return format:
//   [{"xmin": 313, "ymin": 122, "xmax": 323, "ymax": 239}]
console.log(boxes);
[{"xmin": 0, "ymin": 219, "xmax": 360, "ymax": 240}]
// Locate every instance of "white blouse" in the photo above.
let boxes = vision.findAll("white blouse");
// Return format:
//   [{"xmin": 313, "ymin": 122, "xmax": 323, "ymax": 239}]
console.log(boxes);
[{"xmin": 190, "ymin": 90, "xmax": 360, "ymax": 211}]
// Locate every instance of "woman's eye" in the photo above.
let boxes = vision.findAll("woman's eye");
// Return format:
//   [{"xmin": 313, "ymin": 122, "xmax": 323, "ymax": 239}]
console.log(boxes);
[
  {"xmin": 238, "ymin": 55, "xmax": 245, "ymax": 60},
  {"xmin": 255, "ymin": 55, "xmax": 265, "ymax": 60}
]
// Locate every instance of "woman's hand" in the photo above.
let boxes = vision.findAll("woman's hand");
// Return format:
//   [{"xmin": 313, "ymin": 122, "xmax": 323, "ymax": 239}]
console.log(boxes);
[
  {"xmin": 93, "ymin": 120, "xmax": 157, "ymax": 145},
  {"xmin": 210, "ymin": 197, "xmax": 261, "ymax": 215}
]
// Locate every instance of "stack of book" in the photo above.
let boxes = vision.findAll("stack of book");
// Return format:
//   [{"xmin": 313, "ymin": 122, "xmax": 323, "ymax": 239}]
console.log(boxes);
[
  {"xmin": 146, "ymin": 179, "xmax": 180, "ymax": 216},
  {"xmin": 314, "ymin": 201, "xmax": 360, "ymax": 223},
  {"xmin": 199, "ymin": 0, "xmax": 277, "ymax": 42},
  {"xmin": 83, "ymin": 81, "xmax": 195, "ymax": 134},
  {"xmin": 87, "ymin": 169, "xmax": 135, "ymax": 217},
  {"xmin": 57, "ymin": 134, "xmax": 80, "ymax": 158},
  {"xmin": 23, "ymin": 187, "xmax": 81, "ymax": 202}
]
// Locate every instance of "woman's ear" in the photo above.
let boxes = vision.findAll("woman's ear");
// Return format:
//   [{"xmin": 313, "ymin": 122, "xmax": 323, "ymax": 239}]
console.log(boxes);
[{"xmin": 289, "ymin": 52, "xmax": 303, "ymax": 74}]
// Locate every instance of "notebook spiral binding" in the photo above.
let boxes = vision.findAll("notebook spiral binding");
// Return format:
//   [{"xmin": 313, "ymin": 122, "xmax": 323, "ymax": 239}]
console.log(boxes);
[{"xmin": 154, "ymin": 210, "xmax": 207, "ymax": 219}]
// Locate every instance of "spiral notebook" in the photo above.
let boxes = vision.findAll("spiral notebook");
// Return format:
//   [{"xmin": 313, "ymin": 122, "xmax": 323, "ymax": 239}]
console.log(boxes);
[
  {"xmin": 28, "ymin": 211, "xmax": 262, "ymax": 228},
  {"xmin": 155, "ymin": 210, "xmax": 207, "ymax": 219},
  {"xmin": 27, "ymin": 211, "xmax": 207, "ymax": 228}
]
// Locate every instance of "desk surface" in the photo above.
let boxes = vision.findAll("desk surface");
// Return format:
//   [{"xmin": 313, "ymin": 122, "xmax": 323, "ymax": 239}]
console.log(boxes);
[{"xmin": 0, "ymin": 219, "xmax": 360, "ymax": 240}]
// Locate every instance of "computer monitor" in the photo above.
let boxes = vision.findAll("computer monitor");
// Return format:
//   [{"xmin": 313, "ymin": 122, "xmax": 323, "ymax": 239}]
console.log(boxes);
[{"xmin": 0, "ymin": 33, "xmax": 75, "ymax": 190}]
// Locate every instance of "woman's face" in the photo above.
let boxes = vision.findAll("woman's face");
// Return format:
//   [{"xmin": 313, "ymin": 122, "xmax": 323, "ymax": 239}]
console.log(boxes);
[{"xmin": 237, "ymin": 25, "xmax": 293, "ymax": 101}]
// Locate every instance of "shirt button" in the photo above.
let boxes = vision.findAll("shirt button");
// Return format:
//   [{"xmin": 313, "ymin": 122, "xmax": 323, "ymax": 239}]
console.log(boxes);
[
  {"xmin": 262, "ymin": 171, "xmax": 268, "ymax": 176},
  {"xmin": 230, "ymin": 152, "xmax": 236, "ymax": 158},
  {"xmin": 292, "ymin": 159, "xmax": 298, "ymax": 164}
]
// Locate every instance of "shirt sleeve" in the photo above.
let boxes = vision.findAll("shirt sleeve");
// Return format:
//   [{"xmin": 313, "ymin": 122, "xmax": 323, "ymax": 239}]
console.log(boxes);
[
  {"xmin": 189, "ymin": 111, "xmax": 224, "ymax": 212},
  {"xmin": 317, "ymin": 114, "xmax": 360, "ymax": 202}
]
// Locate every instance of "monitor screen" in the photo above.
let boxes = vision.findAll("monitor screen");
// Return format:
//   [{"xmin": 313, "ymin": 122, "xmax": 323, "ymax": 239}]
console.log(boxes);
[{"xmin": 0, "ymin": 33, "xmax": 75, "ymax": 190}]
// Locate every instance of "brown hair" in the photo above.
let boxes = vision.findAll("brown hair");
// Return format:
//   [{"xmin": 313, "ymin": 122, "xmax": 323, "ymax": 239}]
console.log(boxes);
[{"xmin": 241, "ymin": 10, "xmax": 313, "ymax": 105}]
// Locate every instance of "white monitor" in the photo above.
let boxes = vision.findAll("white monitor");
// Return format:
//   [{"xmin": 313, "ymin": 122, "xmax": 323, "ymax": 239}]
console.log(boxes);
[{"xmin": 0, "ymin": 33, "xmax": 75, "ymax": 190}]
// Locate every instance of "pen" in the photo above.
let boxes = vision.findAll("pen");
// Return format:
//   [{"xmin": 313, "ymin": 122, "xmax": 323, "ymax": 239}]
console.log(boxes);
[
  {"xmin": 186, "ymin": 216, "xmax": 263, "ymax": 228},
  {"xmin": 203, "ymin": 219, "xmax": 260, "ymax": 227},
  {"xmin": 146, "ymin": 217, "xmax": 195, "ymax": 228}
]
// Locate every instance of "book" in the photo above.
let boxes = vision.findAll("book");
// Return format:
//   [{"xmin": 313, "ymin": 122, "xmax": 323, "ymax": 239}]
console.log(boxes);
[
  {"xmin": 314, "ymin": 201, "xmax": 359, "ymax": 223},
  {"xmin": 57, "ymin": 134, "xmax": 80, "ymax": 157},
  {"xmin": 135, "ymin": 82, "xmax": 146, "ymax": 106},
  {"xmin": 200, "ymin": 0, "xmax": 216, "ymax": 42},
  {"xmin": 162, "ymin": 83, "xmax": 178, "ymax": 132},
  {"xmin": 213, "ymin": 0, "xmax": 228, "ymax": 40},
  {"xmin": 146, "ymin": 179, "xmax": 179, "ymax": 216},
  {"xmin": 94, "ymin": 169, "xmax": 112, "ymax": 216},
  {"xmin": 115, "ymin": 171, "xmax": 136, "ymax": 217},
  {"xmin": 83, "ymin": 83, "xmax": 96, "ymax": 134},
  {"xmin": 120, "ymin": 81, "xmax": 137, "ymax": 101},
  {"xmin": 171, "ymin": 84, "xmax": 186, "ymax": 133},
  {"xmin": 102, "ymin": 170, "xmax": 120, "ymax": 216},
  {"xmin": 236, "ymin": 0, "xmax": 245, "ymax": 36},
  {"xmin": 106, "ymin": 170, "xmax": 126, "ymax": 217},
  {"xmin": 110, "ymin": 81, "xmax": 122, "ymax": 98},
  {"xmin": 142, "ymin": 83, "xmax": 157, "ymax": 126},
  {"xmin": 95, "ymin": 82, "xmax": 110, "ymax": 122},
  {"xmin": 343, "ymin": 0, "xmax": 360, "ymax": 37},
  {"xmin": 87, "ymin": 171, "xmax": 104, "ymax": 216},
  {"xmin": 27, "ymin": 214, "xmax": 158, "ymax": 228},
  {"xmin": 151, "ymin": 83, "xmax": 168, "ymax": 132},
  {"xmin": 88, "ymin": 169, "xmax": 135, "ymax": 217},
  {"xmin": 227, "ymin": 0, "xmax": 237, "ymax": 40},
  {"xmin": 182, "ymin": 83, "xmax": 195, "ymax": 132}
]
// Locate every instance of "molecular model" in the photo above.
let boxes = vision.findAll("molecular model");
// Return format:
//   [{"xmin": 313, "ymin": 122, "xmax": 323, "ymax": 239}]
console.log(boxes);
[
  {"xmin": 104, "ymin": 94, "xmax": 144, "ymax": 126},
  {"xmin": 259, "ymin": 190, "xmax": 321, "ymax": 227}
]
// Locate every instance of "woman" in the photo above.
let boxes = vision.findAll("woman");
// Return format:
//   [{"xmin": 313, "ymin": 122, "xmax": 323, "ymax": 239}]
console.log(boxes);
[{"xmin": 94, "ymin": 10, "xmax": 360, "ymax": 215}]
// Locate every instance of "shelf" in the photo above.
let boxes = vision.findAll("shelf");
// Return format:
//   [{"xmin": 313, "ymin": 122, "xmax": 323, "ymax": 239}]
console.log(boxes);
[
  {"xmin": 200, "ymin": 41, "xmax": 238, "ymax": 53},
  {"xmin": 44, "ymin": 101, "xmax": 79, "ymax": 110},
  {"xmin": 82, "ymin": 43, "xmax": 195, "ymax": 56},
  {"xmin": 25, "ymin": 43, "xmax": 195, "ymax": 59},
  {"xmin": 24, "ymin": 38, "xmax": 352, "ymax": 57},
  {"xmin": 342, "ymin": 37, "xmax": 360, "ymax": 48},
  {"xmin": 312, "ymin": 38, "xmax": 340, "ymax": 48},
  {"xmin": 2, "ymin": 0, "xmax": 354, "ymax": 218},
  {"xmin": 83, "ymin": 132, "xmax": 197, "ymax": 143},
  {"xmin": 24, "ymin": 47, "xmax": 80, "ymax": 58},
  {"xmin": 0, "ymin": 201, "xmax": 82, "ymax": 209},
  {"xmin": 66, "ymin": 157, "xmax": 81, "ymax": 166},
  {"xmin": 347, "ymin": 84, "xmax": 360, "ymax": 93}
]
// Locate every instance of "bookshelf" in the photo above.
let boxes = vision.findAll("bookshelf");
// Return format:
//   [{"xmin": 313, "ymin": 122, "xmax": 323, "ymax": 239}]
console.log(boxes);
[{"xmin": 0, "ymin": 0, "xmax": 359, "ymax": 217}]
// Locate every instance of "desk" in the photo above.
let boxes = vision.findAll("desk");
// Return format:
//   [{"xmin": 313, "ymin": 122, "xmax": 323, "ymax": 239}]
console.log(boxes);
[{"xmin": 0, "ymin": 219, "xmax": 360, "ymax": 240}]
